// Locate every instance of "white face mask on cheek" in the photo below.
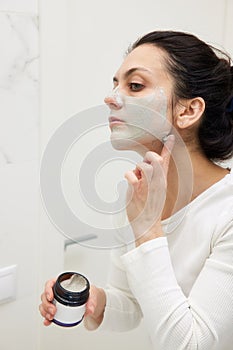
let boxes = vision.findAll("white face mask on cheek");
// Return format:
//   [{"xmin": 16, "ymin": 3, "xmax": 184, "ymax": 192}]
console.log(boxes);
[{"xmin": 108, "ymin": 87, "xmax": 172, "ymax": 149}]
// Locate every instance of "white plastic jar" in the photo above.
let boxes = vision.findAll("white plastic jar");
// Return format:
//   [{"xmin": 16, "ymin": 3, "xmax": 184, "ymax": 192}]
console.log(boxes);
[{"xmin": 52, "ymin": 272, "xmax": 90, "ymax": 327}]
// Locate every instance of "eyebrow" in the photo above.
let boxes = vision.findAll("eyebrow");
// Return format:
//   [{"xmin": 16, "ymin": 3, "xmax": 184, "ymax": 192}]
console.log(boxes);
[{"xmin": 113, "ymin": 67, "xmax": 152, "ymax": 83}]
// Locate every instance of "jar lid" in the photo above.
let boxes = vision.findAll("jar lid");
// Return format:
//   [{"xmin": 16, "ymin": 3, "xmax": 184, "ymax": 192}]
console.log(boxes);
[{"xmin": 53, "ymin": 272, "xmax": 90, "ymax": 307}]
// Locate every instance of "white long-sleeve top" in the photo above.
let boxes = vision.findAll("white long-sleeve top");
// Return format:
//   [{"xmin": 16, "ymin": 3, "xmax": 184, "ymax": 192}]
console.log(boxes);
[{"xmin": 99, "ymin": 170, "xmax": 233, "ymax": 350}]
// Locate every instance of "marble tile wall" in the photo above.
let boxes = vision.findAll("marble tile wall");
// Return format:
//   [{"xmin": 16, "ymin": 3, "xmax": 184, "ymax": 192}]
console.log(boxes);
[
  {"xmin": 0, "ymin": 12, "xmax": 38, "ymax": 164},
  {"xmin": 0, "ymin": 2, "xmax": 39, "ymax": 349},
  {"xmin": 0, "ymin": 0, "xmax": 37, "ymax": 14}
]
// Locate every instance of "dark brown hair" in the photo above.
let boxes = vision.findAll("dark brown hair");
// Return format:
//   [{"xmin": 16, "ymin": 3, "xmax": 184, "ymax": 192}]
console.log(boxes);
[{"xmin": 130, "ymin": 30, "xmax": 233, "ymax": 161}]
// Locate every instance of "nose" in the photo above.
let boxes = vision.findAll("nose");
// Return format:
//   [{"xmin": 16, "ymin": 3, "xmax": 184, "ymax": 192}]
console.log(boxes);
[{"xmin": 104, "ymin": 88, "xmax": 123, "ymax": 110}]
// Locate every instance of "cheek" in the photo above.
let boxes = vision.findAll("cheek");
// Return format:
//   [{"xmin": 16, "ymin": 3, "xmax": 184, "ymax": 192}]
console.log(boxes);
[
  {"xmin": 165, "ymin": 93, "xmax": 176, "ymax": 125},
  {"xmin": 110, "ymin": 89, "xmax": 173, "ymax": 141},
  {"xmin": 166, "ymin": 105, "xmax": 174, "ymax": 126}
]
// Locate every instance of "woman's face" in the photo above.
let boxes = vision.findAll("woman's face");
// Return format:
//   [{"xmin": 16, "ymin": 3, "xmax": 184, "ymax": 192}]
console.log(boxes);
[{"xmin": 104, "ymin": 44, "xmax": 174, "ymax": 151}]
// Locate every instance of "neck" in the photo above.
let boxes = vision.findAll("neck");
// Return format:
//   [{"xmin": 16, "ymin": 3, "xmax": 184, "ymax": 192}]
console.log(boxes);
[
  {"xmin": 163, "ymin": 146, "xmax": 229, "ymax": 219},
  {"xmin": 132, "ymin": 137, "xmax": 229, "ymax": 219}
]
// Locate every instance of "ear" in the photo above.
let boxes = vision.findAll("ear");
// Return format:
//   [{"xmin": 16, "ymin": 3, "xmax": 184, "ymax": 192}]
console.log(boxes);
[{"xmin": 175, "ymin": 97, "xmax": 205, "ymax": 129}]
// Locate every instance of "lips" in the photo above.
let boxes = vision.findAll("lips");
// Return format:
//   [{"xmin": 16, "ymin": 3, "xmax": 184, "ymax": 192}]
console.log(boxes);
[
  {"xmin": 108, "ymin": 116, "xmax": 125, "ymax": 128},
  {"xmin": 108, "ymin": 116, "xmax": 124, "ymax": 123}
]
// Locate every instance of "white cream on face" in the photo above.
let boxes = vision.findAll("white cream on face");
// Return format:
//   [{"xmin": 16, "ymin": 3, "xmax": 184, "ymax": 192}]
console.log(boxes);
[{"xmin": 108, "ymin": 87, "xmax": 171, "ymax": 149}]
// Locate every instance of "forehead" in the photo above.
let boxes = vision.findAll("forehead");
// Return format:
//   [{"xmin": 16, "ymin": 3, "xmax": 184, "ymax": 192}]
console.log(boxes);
[{"xmin": 116, "ymin": 44, "xmax": 167, "ymax": 77}]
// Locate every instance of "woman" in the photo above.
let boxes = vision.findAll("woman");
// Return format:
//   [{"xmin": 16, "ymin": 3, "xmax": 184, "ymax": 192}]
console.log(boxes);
[{"xmin": 39, "ymin": 31, "xmax": 233, "ymax": 349}]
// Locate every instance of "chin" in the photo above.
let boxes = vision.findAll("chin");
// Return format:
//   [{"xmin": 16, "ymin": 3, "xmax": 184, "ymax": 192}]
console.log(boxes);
[
  {"xmin": 110, "ymin": 137, "xmax": 138, "ymax": 151},
  {"xmin": 110, "ymin": 134, "xmax": 157, "ymax": 154}
]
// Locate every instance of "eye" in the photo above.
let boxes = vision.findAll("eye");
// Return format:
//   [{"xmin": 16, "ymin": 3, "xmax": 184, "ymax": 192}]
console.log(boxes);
[{"xmin": 129, "ymin": 82, "xmax": 144, "ymax": 92}]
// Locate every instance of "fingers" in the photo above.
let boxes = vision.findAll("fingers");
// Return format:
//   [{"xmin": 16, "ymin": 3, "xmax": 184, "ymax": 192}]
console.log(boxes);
[
  {"xmin": 84, "ymin": 285, "xmax": 97, "ymax": 317},
  {"xmin": 39, "ymin": 279, "xmax": 57, "ymax": 326},
  {"xmin": 143, "ymin": 134, "xmax": 175, "ymax": 176},
  {"xmin": 45, "ymin": 278, "xmax": 56, "ymax": 301},
  {"xmin": 124, "ymin": 170, "xmax": 139, "ymax": 185},
  {"xmin": 144, "ymin": 134, "xmax": 175, "ymax": 164},
  {"xmin": 125, "ymin": 162, "xmax": 153, "ymax": 186},
  {"xmin": 39, "ymin": 300, "xmax": 56, "ymax": 326},
  {"xmin": 43, "ymin": 319, "xmax": 53, "ymax": 326},
  {"xmin": 84, "ymin": 286, "xmax": 106, "ymax": 331},
  {"xmin": 160, "ymin": 134, "xmax": 175, "ymax": 169},
  {"xmin": 85, "ymin": 299, "xmax": 96, "ymax": 316},
  {"xmin": 124, "ymin": 135, "xmax": 175, "ymax": 205}
]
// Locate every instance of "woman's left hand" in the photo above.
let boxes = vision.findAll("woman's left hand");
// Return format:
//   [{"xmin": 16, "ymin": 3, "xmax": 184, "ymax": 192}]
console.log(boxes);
[{"xmin": 124, "ymin": 135, "xmax": 175, "ymax": 245}]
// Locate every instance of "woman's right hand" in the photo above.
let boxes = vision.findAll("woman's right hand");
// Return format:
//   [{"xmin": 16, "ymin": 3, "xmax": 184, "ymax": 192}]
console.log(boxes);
[{"xmin": 39, "ymin": 278, "xmax": 57, "ymax": 326}]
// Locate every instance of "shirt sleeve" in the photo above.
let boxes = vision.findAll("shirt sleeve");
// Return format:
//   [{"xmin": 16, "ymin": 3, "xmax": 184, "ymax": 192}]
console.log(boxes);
[
  {"xmin": 120, "ymin": 222, "xmax": 233, "ymax": 350},
  {"xmin": 99, "ymin": 246, "xmax": 143, "ymax": 332}
]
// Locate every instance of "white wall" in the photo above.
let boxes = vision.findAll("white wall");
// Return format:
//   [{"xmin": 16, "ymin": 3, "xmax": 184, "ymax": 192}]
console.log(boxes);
[
  {"xmin": 224, "ymin": 0, "xmax": 233, "ymax": 56},
  {"xmin": 38, "ymin": 1, "xmax": 233, "ymax": 350},
  {"xmin": 0, "ymin": 1, "xmax": 232, "ymax": 350},
  {"xmin": 0, "ymin": 1, "xmax": 39, "ymax": 349}
]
